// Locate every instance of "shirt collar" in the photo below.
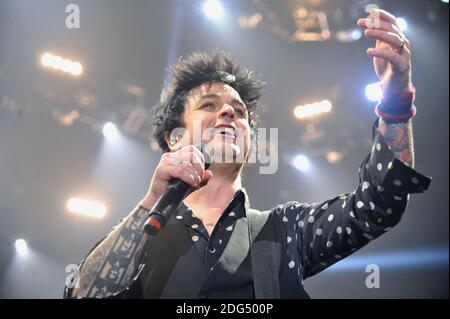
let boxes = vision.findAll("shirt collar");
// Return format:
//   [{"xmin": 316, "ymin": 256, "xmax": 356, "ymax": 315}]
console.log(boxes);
[{"xmin": 174, "ymin": 188, "xmax": 251, "ymax": 225}]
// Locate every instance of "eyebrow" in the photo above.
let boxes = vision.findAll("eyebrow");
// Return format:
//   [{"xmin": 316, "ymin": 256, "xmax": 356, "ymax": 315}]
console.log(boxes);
[{"xmin": 199, "ymin": 94, "xmax": 247, "ymax": 110}]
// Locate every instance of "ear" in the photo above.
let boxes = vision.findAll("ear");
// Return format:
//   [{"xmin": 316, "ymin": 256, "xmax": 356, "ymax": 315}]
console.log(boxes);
[{"xmin": 164, "ymin": 131, "xmax": 174, "ymax": 151}]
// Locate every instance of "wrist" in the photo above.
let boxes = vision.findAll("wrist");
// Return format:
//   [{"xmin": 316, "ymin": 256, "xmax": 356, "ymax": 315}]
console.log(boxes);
[
  {"xmin": 139, "ymin": 193, "xmax": 159, "ymax": 211},
  {"xmin": 375, "ymin": 85, "xmax": 416, "ymax": 123}
]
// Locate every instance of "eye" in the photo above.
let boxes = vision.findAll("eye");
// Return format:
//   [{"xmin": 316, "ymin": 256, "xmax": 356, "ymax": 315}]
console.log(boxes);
[
  {"xmin": 235, "ymin": 107, "xmax": 248, "ymax": 118},
  {"xmin": 200, "ymin": 103, "xmax": 215, "ymax": 110}
]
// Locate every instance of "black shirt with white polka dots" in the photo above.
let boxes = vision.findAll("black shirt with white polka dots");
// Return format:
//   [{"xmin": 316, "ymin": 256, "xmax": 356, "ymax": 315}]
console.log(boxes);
[
  {"xmin": 74, "ymin": 126, "xmax": 431, "ymax": 299},
  {"xmin": 124, "ymin": 126, "xmax": 431, "ymax": 299}
]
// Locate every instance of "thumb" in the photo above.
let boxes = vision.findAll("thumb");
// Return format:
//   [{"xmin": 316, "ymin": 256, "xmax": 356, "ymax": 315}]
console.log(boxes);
[{"xmin": 199, "ymin": 170, "xmax": 213, "ymax": 187}]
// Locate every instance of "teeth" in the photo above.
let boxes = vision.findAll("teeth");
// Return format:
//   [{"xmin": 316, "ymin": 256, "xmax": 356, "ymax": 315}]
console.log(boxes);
[{"xmin": 217, "ymin": 127, "xmax": 235, "ymax": 136}]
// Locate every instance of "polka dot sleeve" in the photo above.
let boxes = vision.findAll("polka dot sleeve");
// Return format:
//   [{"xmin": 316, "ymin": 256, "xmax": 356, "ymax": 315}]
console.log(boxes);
[{"xmin": 278, "ymin": 129, "xmax": 432, "ymax": 280}]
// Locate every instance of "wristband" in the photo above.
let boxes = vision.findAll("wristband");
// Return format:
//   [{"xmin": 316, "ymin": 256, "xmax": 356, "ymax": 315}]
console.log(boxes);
[{"xmin": 375, "ymin": 85, "xmax": 416, "ymax": 122}]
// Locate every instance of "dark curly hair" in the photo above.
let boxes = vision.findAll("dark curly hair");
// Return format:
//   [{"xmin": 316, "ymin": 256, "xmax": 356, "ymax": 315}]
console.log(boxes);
[{"xmin": 151, "ymin": 51, "xmax": 264, "ymax": 152}]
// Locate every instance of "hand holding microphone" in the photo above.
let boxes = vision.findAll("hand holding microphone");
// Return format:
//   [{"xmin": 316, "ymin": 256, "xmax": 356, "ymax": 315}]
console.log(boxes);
[{"xmin": 141, "ymin": 144, "xmax": 212, "ymax": 235}]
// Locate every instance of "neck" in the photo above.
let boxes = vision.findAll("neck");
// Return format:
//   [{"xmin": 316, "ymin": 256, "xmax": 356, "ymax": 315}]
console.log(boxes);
[
  {"xmin": 183, "ymin": 163, "xmax": 243, "ymax": 222},
  {"xmin": 184, "ymin": 163, "xmax": 242, "ymax": 208}
]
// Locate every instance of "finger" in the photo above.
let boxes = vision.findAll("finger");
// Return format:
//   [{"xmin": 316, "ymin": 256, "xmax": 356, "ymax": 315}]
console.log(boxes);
[
  {"xmin": 173, "ymin": 164, "xmax": 201, "ymax": 187},
  {"xmin": 188, "ymin": 152, "xmax": 205, "ymax": 180},
  {"xmin": 173, "ymin": 150, "xmax": 205, "ymax": 180},
  {"xmin": 172, "ymin": 150, "xmax": 204, "ymax": 168},
  {"xmin": 187, "ymin": 170, "xmax": 213, "ymax": 194},
  {"xmin": 180, "ymin": 145, "xmax": 206, "ymax": 166},
  {"xmin": 357, "ymin": 18, "xmax": 403, "ymax": 36},
  {"xmin": 365, "ymin": 29, "xmax": 405, "ymax": 49},
  {"xmin": 163, "ymin": 154, "xmax": 202, "ymax": 186},
  {"xmin": 174, "ymin": 145, "xmax": 205, "ymax": 175},
  {"xmin": 372, "ymin": 8, "xmax": 398, "ymax": 25},
  {"xmin": 181, "ymin": 162, "xmax": 202, "ymax": 186},
  {"xmin": 367, "ymin": 48, "xmax": 408, "ymax": 71},
  {"xmin": 158, "ymin": 157, "xmax": 199, "ymax": 186},
  {"xmin": 162, "ymin": 152, "xmax": 180, "ymax": 166},
  {"xmin": 168, "ymin": 146, "xmax": 204, "ymax": 168}
]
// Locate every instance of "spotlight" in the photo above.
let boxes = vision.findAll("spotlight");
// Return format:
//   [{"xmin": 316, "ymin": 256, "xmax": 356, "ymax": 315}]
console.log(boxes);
[
  {"xmin": 293, "ymin": 100, "xmax": 332, "ymax": 120},
  {"xmin": 67, "ymin": 198, "xmax": 107, "ymax": 219},
  {"xmin": 40, "ymin": 52, "xmax": 83, "ymax": 76},
  {"xmin": 102, "ymin": 122, "xmax": 119, "ymax": 142},
  {"xmin": 350, "ymin": 29, "xmax": 362, "ymax": 41},
  {"xmin": 326, "ymin": 151, "xmax": 343, "ymax": 164},
  {"xmin": 396, "ymin": 18, "xmax": 408, "ymax": 32},
  {"xmin": 365, "ymin": 82, "xmax": 382, "ymax": 102},
  {"xmin": 293, "ymin": 154, "xmax": 311, "ymax": 171},
  {"xmin": 15, "ymin": 239, "xmax": 29, "ymax": 256},
  {"xmin": 203, "ymin": 0, "xmax": 224, "ymax": 21},
  {"xmin": 336, "ymin": 29, "xmax": 362, "ymax": 43}
]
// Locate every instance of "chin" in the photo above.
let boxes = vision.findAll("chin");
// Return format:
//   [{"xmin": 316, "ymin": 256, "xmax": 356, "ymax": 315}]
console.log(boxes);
[{"xmin": 207, "ymin": 137, "xmax": 246, "ymax": 164}]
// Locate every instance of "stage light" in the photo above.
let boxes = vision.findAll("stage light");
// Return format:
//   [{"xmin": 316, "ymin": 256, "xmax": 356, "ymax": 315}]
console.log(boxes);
[
  {"xmin": 326, "ymin": 151, "xmax": 343, "ymax": 164},
  {"xmin": 365, "ymin": 82, "xmax": 382, "ymax": 102},
  {"xmin": 70, "ymin": 62, "xmax": 83, "ymax": 76},
  {"xmin": 67, "ymin": 198, "xmax": 107, "ymax": 219},
  {"xmin": 351, "ymin": 29, "xmax": 362, "ymax": 41},
  {"xmin": 15, "ymin": 239, "xmax": 29, "ymax": 256},
  {"xmin": 203, "ymin": 0, "xmax": 224, "ymax": 21},
  {"xmin": 396, "ymin": 18, "xmax": 408, "ymax": 32},
  {"xmin": 40, "ymin": 52, "xmax": 83, "ymax": 76},
  {"xmin": 336, "ymin": 29, "xmax": 362, "ymax": 43},
  {"xmin": 293, "ymin": 100, "xmax": 332, "ymax": 120},
  {"xmin": 59, "ymin": 110, "xmax": 79, "ymax": 126},
  {"xmin": 293, "ymin": 154, "xmax": 311, "ymax": 171},
  {"xmin": 238, "ymin": 13, "xmax": 262, "ymax": 29},
  {"xmin": 102, "ymin": 122, "xmax": 119, "ymax": 142}
]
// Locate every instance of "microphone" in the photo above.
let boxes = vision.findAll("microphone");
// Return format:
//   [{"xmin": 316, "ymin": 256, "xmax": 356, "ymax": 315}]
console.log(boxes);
[{"xmin": 143, "ymin": 144, "xmax": 212, "ymax": 235}]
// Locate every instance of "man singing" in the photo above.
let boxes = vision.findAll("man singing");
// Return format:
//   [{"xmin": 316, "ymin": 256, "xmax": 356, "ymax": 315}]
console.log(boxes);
[{"xmin": 65, "ymin": 8, "xmax": 431, "ymax": 299}]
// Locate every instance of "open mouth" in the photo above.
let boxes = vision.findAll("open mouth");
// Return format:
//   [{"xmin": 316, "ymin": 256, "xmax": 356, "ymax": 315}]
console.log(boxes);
[{"xmin": 214, "ymin": 127, "xmax": 236, "ymax": 140}]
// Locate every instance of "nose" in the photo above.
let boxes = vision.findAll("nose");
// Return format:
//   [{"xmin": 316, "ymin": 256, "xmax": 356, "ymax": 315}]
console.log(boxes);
[{"xmin": 218, "ymin": 103, "xmax": 235, "ymax": 120}]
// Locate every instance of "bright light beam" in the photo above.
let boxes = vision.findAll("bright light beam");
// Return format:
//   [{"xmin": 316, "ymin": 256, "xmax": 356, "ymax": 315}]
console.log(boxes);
[
  {"xmin": 40, "ymin": 52, "xmax": 83, "ymax": 76},
  {"xmin": 293, "ymin": 100, "xmax": 332, "ymax": 120},
  {"xmin": 102, "ymin": 122, "xmax": 119, "ymax": 142},
  {"xmin": 293, "ymin": 154, "xmax": 311, "ymax": 171},
  {"xmin": 202, "ymin": 0, "xmax": 224, "ymax": 21},
  {"xmin": 15, "ymin": 239, "xmax": 29, "ymax": 256},
  {"xmin": 396, "ymin": 17, "xmax": 408, "ymax": 32},
  {"xmin": 67, "ymin": 198, "xmax": 107, "ymax": 219},
  {"xmin": 365, "ymin": 82, "xmax": 382, "ymax": 102}
]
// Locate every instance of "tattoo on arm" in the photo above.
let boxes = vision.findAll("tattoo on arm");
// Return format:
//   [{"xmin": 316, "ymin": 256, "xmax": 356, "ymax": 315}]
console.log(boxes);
[
  {"xmin": 378, "ymin": 118, "xmax": 415, "ymax": 168},
  {"xmin": 72, "ymin": 206, "xmax": 150, "ymax": 298}
]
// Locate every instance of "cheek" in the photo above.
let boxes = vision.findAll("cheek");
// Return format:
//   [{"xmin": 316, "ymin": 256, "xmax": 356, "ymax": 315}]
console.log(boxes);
[
  {"xmin": 184, "ymin": 112, "xmax": 215, "ymax": 142},
  {"xmin": 238, "ymin": 122, "xmax": 251, "ymax": 146},
  {"xmin": 240, "ymin": 121, "xmax": 251, "ymax": 138}
]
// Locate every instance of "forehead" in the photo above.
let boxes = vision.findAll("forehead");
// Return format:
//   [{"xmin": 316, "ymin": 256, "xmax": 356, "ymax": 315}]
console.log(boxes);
[{"xmin": 186, "ymin": 81, "xmax": 243, "ymax": 105}]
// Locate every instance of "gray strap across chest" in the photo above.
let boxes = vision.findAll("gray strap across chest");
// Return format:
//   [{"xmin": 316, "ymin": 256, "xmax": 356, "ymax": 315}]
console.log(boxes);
[{"xmin": 247, "ymin": 209, "xmax": 281, "ymax": 299}]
